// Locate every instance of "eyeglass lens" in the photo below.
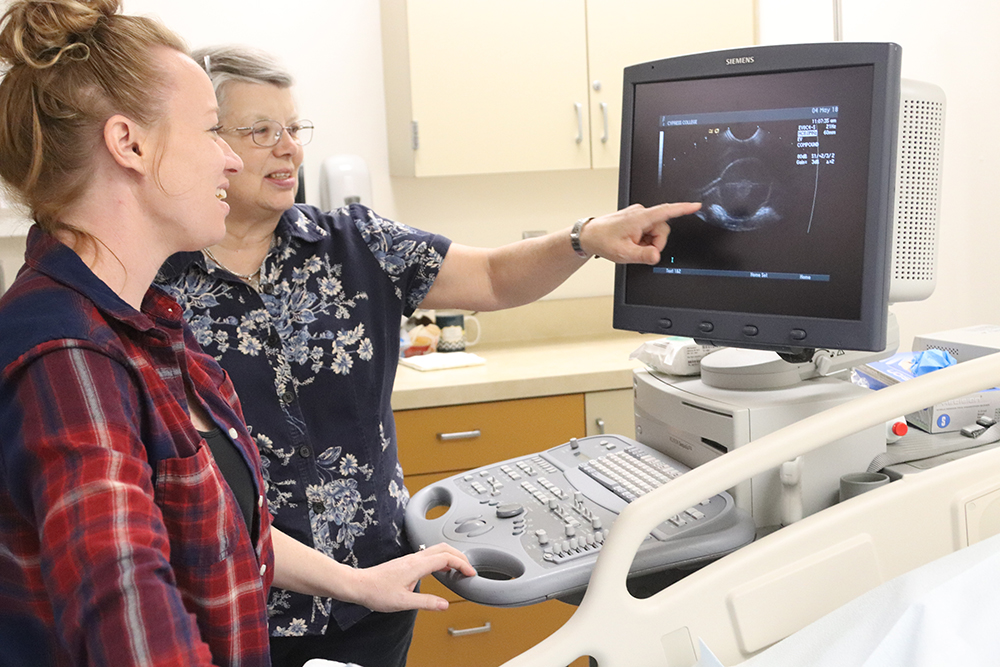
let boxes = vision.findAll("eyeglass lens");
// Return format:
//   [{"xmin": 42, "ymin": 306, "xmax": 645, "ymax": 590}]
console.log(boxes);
[{"xmin": 251, "ymin": 120, "xmax": 313, "ymax": 147}]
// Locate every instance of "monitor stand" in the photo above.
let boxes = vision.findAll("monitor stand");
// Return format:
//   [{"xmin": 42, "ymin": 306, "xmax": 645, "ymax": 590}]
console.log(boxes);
[{"xmin": 699, "ymin": 311, "xmax": 899, "ymax": 391}]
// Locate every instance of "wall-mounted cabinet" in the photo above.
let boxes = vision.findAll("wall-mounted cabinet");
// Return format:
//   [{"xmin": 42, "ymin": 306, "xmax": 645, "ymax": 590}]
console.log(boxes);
[{"xmin": 380, "ymin": 0, "xmax": 757, "ymax": 177}]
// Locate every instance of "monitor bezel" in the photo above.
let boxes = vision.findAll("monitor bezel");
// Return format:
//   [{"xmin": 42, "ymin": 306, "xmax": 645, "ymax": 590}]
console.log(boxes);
[{"xmin": 613, "ymin": 42, "xmax": 902, "ymax": 354}]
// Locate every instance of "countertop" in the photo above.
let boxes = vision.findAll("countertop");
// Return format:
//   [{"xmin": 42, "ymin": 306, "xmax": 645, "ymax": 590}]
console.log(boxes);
[{"xmin": 391, "ymin": 334, "xmax": 656, "ymax": 410}]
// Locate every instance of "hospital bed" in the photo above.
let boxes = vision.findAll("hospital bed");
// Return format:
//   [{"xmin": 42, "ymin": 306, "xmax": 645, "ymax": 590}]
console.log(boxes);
[
  {"xmin": 302, "ymin": 351, "xmax": 1000, "ymax": 667},
  {"xmin": 494, "ymin": 350, "xmax": 1000, "ymax": 667}
]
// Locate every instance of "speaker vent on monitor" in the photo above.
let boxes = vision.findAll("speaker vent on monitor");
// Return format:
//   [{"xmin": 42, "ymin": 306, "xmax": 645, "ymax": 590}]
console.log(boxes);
[{"xmin": 889, "ymin": 79, "xmax": 946, "ymax": 303}]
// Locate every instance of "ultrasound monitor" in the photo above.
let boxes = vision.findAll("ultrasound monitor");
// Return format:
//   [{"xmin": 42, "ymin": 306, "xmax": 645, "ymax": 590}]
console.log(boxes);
[{"xmin": 614, "ymin": 42, "xmax": 903, "ymax": 357}]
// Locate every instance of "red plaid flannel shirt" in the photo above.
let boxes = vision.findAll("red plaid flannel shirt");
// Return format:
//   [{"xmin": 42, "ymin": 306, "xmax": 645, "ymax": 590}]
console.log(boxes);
[{"xmin": 0, "ymin": 228, "xmax": 275, "ymax": 666}]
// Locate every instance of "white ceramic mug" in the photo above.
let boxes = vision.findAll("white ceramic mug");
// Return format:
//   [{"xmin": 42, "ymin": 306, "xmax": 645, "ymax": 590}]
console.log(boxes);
[{"xmin": 435, "ymin": 311, "xmax": 481, "ymax": 352}]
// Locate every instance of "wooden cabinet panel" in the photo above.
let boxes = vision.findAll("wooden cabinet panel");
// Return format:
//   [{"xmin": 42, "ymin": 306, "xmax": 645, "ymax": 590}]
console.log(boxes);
[
  {"xmin": 406, "ymin": 470, "xmax": 457, "ymax": 495},
  {"xmin": 408, "ymin": 598, "xmax": 588, "ymax": 667},
  {"xmin": 395, "ymin": 394, "xmax": 585, "ymax": 476},
  {"xmin": 381, "ymin": 0, "xmax": 757, "ymax": 176},
  {"xmin": 585, "ymin": 0, "xmax": 758, "ymax": 168},
  {"xmin": 584, "ymin": 388, "xmax": 636, "ymax": 438},
  {"xmin": 398, "ymin": 394, "xmax": 587, "ymax": 664},
  {"xmin": 381, "ymin": 0, "xmax": 591, "ymax": 176}
]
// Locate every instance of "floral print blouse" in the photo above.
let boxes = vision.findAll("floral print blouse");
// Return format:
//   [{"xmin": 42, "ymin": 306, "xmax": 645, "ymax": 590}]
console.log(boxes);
[{"xmin": 158, "ymin": 204, "xmax": 450, "ymax": 636}]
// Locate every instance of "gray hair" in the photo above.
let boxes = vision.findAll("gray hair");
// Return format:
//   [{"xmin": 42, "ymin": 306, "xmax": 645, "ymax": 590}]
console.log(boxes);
[{"xmin": 191, "ymin": 45, "xmax": 295, "ymax": 113}]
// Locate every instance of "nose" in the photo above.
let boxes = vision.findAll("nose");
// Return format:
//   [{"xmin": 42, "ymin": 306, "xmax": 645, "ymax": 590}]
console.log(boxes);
[
  {"xmin": 221, "ymin": 138, "xmax": 243, "ymax": 174},
  {"xmin": 272, "ymin": 127, "xmax": 300, "ymax": 157}
]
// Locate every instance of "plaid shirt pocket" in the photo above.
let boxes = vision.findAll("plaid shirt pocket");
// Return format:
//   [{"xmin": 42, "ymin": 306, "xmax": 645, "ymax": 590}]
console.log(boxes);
[{"xmin": 154, "ymin": 442, "xmax": 242, "ymax": 566}]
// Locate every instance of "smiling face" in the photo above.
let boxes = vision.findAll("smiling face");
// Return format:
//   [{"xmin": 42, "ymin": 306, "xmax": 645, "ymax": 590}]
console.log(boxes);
[
  {"xmin": 141, "ymin": 49, "xmax": 243, "ymax": 253},
  {"xmin": 217, "ymin": 82, "xmax": 305, "ymax": 227}
]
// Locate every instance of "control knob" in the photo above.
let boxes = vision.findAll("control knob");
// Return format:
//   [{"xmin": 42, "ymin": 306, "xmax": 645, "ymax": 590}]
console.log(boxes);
[{"xmin": 496, "ymin": 503, "xmax": 524, "ymax": 519}]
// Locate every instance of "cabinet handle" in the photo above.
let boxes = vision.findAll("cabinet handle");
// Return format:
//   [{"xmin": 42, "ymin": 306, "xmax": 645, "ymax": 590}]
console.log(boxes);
[
  {"xmin": 437, "ymin": 429, "xmax": 482, "ymax": 441},
  {"xmin": 599, "ymin": 102, "xmax": 609, "ymax": 144},
  {"xmin": 448, "ymin": 621, "xmax": 492, "ymax": 637},
  {"xmin": 596, "ymin": 417, "xmax": 606, "ymax": 435},
  {"xmin": 574, "ymin": 102, "xmax": 583, "ymax": 144}
]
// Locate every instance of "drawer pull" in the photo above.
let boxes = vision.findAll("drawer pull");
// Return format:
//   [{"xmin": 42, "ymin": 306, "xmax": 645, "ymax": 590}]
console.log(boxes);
[
  {"xmin": 437, "ymin": 429, "xmax": 482, "ymax": 442},
  {"xmin": 448, "ymin": 621, "xmax": 492, "ymax": 637}
]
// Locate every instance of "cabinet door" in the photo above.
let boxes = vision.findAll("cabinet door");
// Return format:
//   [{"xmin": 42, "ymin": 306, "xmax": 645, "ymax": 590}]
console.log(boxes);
[
  {"xmin": 586, "ymin": 0, "xmax": 758, "ymax": 169},
  {"xmin": 382, "ymin": 0, "xmax": 592, "ymax": 177},
  {"xmin": 584, "ymin": 388, "xmax": 636, "ymax": 437}
]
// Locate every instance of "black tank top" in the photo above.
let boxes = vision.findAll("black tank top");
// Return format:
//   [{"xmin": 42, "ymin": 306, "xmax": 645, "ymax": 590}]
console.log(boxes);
[{"xmin": 199, "ymin": 427, "xmax": 259, "ymax": 543}]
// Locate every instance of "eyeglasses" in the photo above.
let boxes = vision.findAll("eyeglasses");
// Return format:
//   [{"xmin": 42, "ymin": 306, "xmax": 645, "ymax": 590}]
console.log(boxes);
[{"xmin": 226, "ymin": 119, "xmax": 315, "ymax": 147}]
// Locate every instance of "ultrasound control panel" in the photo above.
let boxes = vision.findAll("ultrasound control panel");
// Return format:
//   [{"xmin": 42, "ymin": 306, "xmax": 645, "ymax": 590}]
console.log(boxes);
[{"xmin": 405, "ymin": 434, "xmax": 756, "ymax": 607}]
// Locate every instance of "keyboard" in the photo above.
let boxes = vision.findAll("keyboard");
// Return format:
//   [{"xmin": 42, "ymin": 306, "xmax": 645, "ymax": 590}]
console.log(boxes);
[{"xmin": 404, "ymin": 434, "xmax": 756, "ymax": 607}]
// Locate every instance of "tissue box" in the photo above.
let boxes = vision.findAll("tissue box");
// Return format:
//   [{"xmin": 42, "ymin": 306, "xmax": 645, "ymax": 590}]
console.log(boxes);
[{"xmin": 854, "ymin": 351, "xmax": 1000, "ymax": 433}]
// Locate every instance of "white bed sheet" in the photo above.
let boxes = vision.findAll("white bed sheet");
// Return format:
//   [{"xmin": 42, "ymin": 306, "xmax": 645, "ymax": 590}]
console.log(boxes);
[{"xmin": 696, "ymin": 531, "xmax": 1000, "ymax": 667}]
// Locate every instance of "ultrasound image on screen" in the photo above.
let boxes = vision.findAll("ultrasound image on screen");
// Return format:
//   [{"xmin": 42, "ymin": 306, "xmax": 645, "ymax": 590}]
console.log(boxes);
[{"xmin": 625, "ymin": 66, "xmax": 875, "ymax": 321}]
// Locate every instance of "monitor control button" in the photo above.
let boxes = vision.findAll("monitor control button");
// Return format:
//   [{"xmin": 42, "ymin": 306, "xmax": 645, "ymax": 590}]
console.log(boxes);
[
  {"xmin": 790, "ymin": 328, "xmax": 807, "ymax": 341},
  {"xmin": 657, "ymin": 318, "xmax": 673, "ymax": 330},
  {"xmin": 698, "ymin": 322, "xmax": 714, "ymax": 333},
  {"xmin": 743, "ymin": 325, "xmax": 759, "ymax": 337}
]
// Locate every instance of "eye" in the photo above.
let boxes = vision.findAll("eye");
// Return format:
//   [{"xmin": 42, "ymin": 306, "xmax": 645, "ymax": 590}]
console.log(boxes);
[{"xmin": 209, "ymin": 124, "xmax": 223, "ymax": 134}]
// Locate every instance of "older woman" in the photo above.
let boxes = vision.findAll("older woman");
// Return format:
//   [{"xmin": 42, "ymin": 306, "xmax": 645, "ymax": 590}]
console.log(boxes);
[
  {"xmin": 0, "ymin": 4, "xmax": 472, "ymax": 666},
  {"xmin": 157, "ymin": 45, "xmax": 699, "ymax": 667}
]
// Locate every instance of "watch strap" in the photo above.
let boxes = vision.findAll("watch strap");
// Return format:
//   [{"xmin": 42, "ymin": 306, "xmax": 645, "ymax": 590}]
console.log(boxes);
[{"xmin": 570, "ymin": 216, "xmax": 594, "ymax": 258}]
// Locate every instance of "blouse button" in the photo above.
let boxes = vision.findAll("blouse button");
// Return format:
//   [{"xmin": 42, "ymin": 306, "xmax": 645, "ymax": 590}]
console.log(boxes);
[
  {"xmin": 258, "ymin": 495, "xmax": 264, "ymax": 508},
  {"xmin": 259, "ymin": 564, "xmax": 267, "ymax": 576},
  {"xmin": 262, "ymin": 283, "xmax": 275, "ymax": 295},
  {"xmin": 298, "ymin": 446, "xmax": 312, "ymax": 458},
  {"xmin": 280, "ymin": 390, "xmax": 296, "ymax": 405},
  {"xmin": 228, "ymin": 427, "xmax": 239, "ymax": 439}
]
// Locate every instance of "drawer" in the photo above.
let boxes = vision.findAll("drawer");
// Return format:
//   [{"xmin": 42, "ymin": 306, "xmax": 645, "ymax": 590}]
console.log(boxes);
[
  {"xmin": 408, "ymin": 598, "xmax": 588, "ymax": 667},
  {"xmin": 406, "ymin": 470, "xmax": 457, "ymax": 496},
  {"xmin": 395, "ymin": 394, "xmax": 585, "ymax": 476}
]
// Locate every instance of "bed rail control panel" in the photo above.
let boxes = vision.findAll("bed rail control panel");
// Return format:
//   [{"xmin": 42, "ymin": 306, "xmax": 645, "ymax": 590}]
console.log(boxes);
[{"xmin": 405, "ymin": 434, "xmax": 757, "ymax": 607}]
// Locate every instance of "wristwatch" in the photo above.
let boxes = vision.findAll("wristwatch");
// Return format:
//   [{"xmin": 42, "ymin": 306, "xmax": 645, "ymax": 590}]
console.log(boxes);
[{"xmin": 570, "ymin": 216, "xmax": 594, "ymax": 258}]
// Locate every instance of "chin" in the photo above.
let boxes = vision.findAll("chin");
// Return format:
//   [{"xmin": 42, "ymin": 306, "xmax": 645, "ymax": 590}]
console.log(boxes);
[
  {"xmin": 275, "ymin": 195, "xmax": 297, "ymax": 212},
  {"xmin": 196, "ymin": 219, "xmax": 228, "ymax": 249}
]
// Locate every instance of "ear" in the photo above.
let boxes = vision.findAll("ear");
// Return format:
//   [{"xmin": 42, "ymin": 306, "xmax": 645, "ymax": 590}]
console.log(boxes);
[{"xmin": 103, "ymin": 114, "xmax": 149, "ymax": 173}]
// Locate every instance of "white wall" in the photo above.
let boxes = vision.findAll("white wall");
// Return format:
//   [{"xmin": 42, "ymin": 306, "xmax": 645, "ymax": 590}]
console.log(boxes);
[
  {"xmin": 3, "ymin": 1, "xmax": 999, "ymax": 351},
  {"xmin": 759, "ymin": 0, "xmax": 1000, "ymax": 348},
  {"xmin": 2, "ymin": 0, "xmax": 620, "ymax": 298}
]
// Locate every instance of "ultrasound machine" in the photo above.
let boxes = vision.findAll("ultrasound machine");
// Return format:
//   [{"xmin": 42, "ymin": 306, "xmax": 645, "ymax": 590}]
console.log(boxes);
[{"xmin": 400, "ymin": 42, "xmax": 1000, "ymax": 667}]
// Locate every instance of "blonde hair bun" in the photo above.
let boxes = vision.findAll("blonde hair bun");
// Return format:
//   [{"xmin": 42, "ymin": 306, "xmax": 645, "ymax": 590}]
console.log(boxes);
[{"xmin": 0, "ymin": 0, "xmax": 121, "ymax": 69}]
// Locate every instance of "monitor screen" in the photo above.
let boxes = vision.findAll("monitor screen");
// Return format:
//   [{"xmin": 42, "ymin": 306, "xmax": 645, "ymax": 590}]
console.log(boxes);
[{"xmin": 614, "ymin": 43, "xmax": 902, "ymax": 354}]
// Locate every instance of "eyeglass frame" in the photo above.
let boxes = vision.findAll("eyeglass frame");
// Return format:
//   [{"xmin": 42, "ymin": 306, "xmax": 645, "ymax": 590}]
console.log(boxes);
[{"xmin": 223, "ymin": 119, "xmax": 315, "ymax": 147}]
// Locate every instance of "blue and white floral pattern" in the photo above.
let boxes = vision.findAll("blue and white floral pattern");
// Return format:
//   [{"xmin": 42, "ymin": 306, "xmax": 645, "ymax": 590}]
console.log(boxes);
[{"xmin": 158, "ymin": 204, "xmax": 449, "ymax": 636}]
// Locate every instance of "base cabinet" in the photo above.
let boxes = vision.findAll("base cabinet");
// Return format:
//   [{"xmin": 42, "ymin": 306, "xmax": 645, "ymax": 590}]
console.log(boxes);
[
  {"xmin": 407, "ymin": 597, "xmax": 588, "ymax": 667},
  {"xmin": 397, "ymin": 394, "xmax": 587, "ymax": 666}
]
